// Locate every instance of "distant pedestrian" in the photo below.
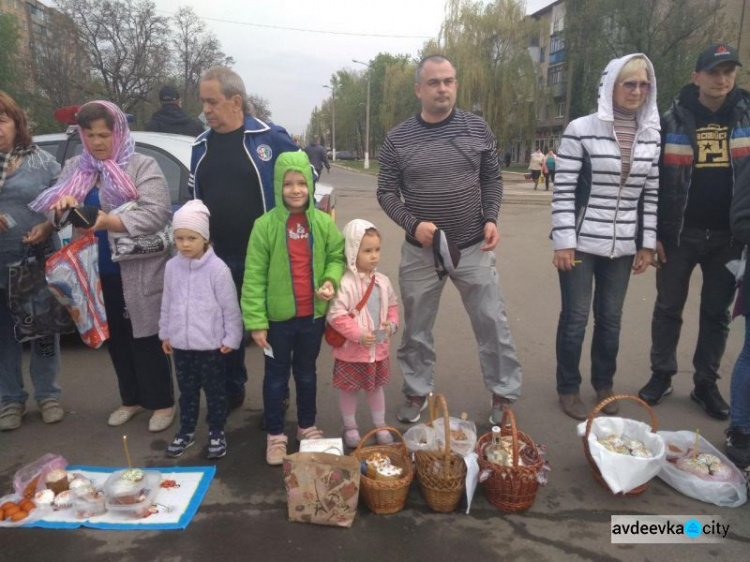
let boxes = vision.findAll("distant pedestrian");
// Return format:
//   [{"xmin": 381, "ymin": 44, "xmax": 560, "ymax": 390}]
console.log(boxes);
[
  {"xmin": 504, "ymin": 150, "xmax": 511, "ymax": 168},
  {"xmin": 304, "ymin": 135, "xmax": 330, "ymax": 176},
  {"xmin": 543, "ymin": 148, "xmax": 556, "ymax": 191},
  {"xmin": 146, "ymin": 86, "xmax": 205, "ymax": 137},
  {"xmin": 551, "ymin": 54, "xmax": 660, "ymax": 420},
  {"xmin": 160, "ymin": 200, "xmax": 243, "ymax": 460},
  {"xmin": 528, "ymin": 147, "xmax": 544, "ymax": 188}
]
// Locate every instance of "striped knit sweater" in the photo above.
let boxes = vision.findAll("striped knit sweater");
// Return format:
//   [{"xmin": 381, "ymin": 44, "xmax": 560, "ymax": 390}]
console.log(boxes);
[
  {"xmin": 377, "ymin": 109, "xmax": 501, "ymax": 249},
  {"xmin": 613, "ymin": 105, "xmax": 636, "ymax": 182}
]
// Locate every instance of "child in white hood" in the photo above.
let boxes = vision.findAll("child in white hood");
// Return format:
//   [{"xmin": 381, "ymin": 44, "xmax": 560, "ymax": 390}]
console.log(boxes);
[{"xmin": 327, "ymin": 219, "xmax": 399, "ymax": 447}]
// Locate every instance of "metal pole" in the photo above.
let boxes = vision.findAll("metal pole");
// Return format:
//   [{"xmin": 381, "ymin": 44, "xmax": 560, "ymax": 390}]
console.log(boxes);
[{"xmin": 353, "ymin": 59, "xmax": 371, "ymax": 169}]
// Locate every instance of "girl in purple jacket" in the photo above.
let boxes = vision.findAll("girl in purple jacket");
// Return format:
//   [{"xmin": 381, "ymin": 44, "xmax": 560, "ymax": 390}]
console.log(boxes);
[{"xmin": 159, "ymin": 200, "xmax": 243, "ymax": 459}]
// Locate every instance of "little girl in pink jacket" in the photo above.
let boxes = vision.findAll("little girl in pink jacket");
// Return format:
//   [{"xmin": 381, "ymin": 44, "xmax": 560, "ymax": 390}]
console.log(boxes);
[{"xmin": 327, "ymin": 219, "xmax": 399, "ymax": 448}]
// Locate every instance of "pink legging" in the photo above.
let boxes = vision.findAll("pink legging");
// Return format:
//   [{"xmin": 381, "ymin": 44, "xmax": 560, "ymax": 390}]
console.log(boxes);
[{"xmin": 338, "ymin": 387, "xmax": 386, "ymax": 429}]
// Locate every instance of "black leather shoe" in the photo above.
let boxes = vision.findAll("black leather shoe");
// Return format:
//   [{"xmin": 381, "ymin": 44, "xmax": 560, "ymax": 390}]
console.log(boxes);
[
  {"xmin": 690, "ymin": 384, "xmax": 729, "ymax": 420},
  {"xmin": 725, "ymin": 427, "xmax": 750, "ymax": 469},
  {"xmin": 638, "ymin": 374, "xmax": 673, "ymax": 406}
]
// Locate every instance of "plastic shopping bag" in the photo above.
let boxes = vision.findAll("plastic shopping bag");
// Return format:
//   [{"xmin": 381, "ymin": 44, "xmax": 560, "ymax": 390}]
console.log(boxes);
[
  {"xmin": 657, "ymin": 430, "xmax": 746, "ymax": 508},
  {"xmin": 577, "ymin": 417, "xmax": 665, "ymax": 494},
  {"xmin": 13, "ymin": 453, "xmax": 68, "ymax": 497},
  {"xmin": 7, "ymin": 243, "xmax": 75, "ymax": 342},
  {"xmin": 403, "ymin": 424, "xmax": 438, "ymax": 453},
  {"xmin": 435, "ymin": 417, "xmax": 478, "ymax": 457},
  {"xmin": 45, "ymin": 232, "xmax": 109, "ymax": 348},
  {"xmin": 108, "ymin": 201, "xmax": 173, "ymax": 262}
]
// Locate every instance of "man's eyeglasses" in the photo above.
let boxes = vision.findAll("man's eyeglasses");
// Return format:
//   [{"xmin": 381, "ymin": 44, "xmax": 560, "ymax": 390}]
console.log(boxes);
[{"xmin": 619, "ymin": 81, "xmax": 651, "ymax": 92}]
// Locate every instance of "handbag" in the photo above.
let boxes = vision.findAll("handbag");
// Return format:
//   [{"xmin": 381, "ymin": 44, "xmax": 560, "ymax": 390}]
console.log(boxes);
[
  {"xmin": 108, "ymin": 201, "xmax": 173, "ymax": 262},
  {"xmin": 324, "ymin": 276, "xmax": 375, "ymax": 347},
  {"xmin": 6, "ymin": 242, "xmax": 76, "ymax": 342}
]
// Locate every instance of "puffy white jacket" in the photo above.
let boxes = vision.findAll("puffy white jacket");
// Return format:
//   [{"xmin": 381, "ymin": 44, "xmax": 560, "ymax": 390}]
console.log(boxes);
[{"xmin": 551, "ymin": 53, "xmax": 661, "ymax": 258}]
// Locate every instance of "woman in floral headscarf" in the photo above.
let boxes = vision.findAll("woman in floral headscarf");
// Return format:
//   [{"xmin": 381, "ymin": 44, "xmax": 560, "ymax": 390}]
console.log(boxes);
[{"xmin": 30, "ymin": 100, "xmax": 175, "ymax": 431}]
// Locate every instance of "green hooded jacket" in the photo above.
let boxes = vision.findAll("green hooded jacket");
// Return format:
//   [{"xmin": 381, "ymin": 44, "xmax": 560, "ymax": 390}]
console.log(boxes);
[{"xmin": 242, "ymin": 151, "xmax": 345, "ymax": 329}]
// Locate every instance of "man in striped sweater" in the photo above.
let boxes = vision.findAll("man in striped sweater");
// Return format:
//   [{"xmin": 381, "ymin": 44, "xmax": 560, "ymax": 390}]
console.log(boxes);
[{"xmin": 377, "ymin": 55, "xmax": 523, "ymax": 424}]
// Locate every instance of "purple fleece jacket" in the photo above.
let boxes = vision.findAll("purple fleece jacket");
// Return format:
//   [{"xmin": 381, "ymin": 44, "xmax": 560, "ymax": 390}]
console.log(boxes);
[{"xmin": 159, "ymin": 247, "xmax": 243, "ymax": 351}]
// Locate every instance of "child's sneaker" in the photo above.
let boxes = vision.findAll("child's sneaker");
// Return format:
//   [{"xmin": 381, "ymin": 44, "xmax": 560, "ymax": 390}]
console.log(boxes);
[
  {"xmin": 207, "ymin": 430, "xmax": 227, "ymax": 460},
  {"xmin": 375, "ymin": 428, "xmax": 394, "ymax": 445},
  {"xmin": 166, "ymin": 432, "xmax": 195, "ymax": 458},
  {"xmin": 343, "ymin": 428, "xmax": 361, "ymax": 449},
  {"xmin": 266, "ymin": 434, "xmax": 288, "ymax": 465},
  {"xmin": 297, "ymin": 425, "xmax": 324, "ymax": 441}
]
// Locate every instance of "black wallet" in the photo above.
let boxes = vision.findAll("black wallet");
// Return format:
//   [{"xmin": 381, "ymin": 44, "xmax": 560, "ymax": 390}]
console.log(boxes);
[{"xmin": 60, "ymin": 205, "xmax": 99, "ymax": 228}]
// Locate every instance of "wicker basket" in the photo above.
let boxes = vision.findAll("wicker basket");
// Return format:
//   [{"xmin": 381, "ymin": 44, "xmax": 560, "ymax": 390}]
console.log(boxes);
[
  {"xmin": 582, "ymin": 394, "xmax": 658, "ymax": 497},
  {"xmin": 476, "ymin": 408, "xmax": 543, "ymax": 513},
  {"xmin": 351, "ymin": 426, "xmax": 413, "ymax": 514},
  {"xmin": 414, "ymin": 394, "xmax": 467, "ymax": 513}
]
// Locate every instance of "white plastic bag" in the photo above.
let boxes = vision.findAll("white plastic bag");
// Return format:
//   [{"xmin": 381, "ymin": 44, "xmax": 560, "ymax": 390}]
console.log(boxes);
[
  {"xmin": 577, "ymin": 417, "xmax": 665, "ymax": 494},
  {"xmin": 403, "ymin": 424, "xmax": 438, "ymax": 453},
  {"xmin": 435, "ymin": 417, "xmax": 478, "ymax": 457},
  {"xmin": 656, "ymin": 430, "xmax": 747, "ymax": 508}
]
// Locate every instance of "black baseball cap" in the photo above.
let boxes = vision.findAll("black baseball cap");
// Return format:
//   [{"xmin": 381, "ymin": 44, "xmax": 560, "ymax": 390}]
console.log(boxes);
[
  {"xmin": 159, "ymin": 86, "xmax": 180, "ymax": 102},
  {"xmin": 695, "ymin": 44, "xmax": 742, "ymax": 72}
]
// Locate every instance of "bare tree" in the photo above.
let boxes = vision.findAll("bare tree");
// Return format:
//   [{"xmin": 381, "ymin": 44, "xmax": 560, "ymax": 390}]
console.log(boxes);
[
  {"xmin": 172, "ymin": 6, "xmax": 234, "ymax": 111},
  {"xmin": 248, "ymin": 94, "xmax": 272, "ymax": 122},
  {"xmin": 56, "ymin": 0, "xmax": 171, "ymax": 112},
  {"xmin": 31, "ymin": 11, "xmax": 89, "ymax": 109}
]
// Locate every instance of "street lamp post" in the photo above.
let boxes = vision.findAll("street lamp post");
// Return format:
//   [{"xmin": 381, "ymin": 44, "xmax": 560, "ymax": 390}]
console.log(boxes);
[
  {"xmin": 352, "ymin": 59, "xmax": 371, "ymax": 170},
  {"xmin": 323, "ymin": 84, "xmax": 336, "ymax": 161}
]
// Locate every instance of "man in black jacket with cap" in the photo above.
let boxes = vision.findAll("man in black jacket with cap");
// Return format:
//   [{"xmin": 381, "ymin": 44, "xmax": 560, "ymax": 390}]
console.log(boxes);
[
  {"xmin": 639, "ymin": 44, "xmax": 749, "ymax": 421},
  {"xmin": 146, "ymin": 86, "xmax": 205, "ymax": 137}
]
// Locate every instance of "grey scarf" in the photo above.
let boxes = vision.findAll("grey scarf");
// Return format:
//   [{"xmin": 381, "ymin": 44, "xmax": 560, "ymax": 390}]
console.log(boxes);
[{"xmin": 0, "ymin": 144, "xmax": 38, "ymax": 193}]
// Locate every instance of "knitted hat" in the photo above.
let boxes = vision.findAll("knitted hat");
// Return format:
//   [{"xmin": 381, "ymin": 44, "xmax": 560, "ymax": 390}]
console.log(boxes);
[{"xmin": 173, "ymin": 199, "xmax": 210, "ymax": 240}]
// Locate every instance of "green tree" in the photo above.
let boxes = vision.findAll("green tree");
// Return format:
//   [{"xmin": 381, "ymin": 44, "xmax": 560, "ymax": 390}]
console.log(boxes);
[
  {"xmin": 0, "ymin": 12, "xmax": 22, "ymax": 99},
  {"xmin": 566, "ymin": 0, "xmax": 728, "ymax": 120}
]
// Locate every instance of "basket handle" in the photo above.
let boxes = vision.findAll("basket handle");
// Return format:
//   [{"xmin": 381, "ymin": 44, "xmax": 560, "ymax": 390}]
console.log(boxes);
[
  {"xmin": 499, "ymin": 407, "xmax": 521, "ymax": 469},
  {"xmin": 355, "ymin": 426, "xmax": 409, "ymax": 459},
  {"xmin": 584, "ymin": 394, "xmax": 659, "ymax": 442},
  {"xmin": 428, "ymin": 394, "xmax": 452, "ymax": 474}
]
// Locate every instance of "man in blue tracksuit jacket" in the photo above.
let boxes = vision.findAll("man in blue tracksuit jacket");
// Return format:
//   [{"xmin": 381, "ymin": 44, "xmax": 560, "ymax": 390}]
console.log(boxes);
[{"xmin": 190, "ymin": 66, "xmax": 299, "ymax": 412}]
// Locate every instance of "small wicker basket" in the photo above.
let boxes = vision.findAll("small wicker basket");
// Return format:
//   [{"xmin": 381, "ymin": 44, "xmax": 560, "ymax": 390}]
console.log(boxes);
[
  {"xmin": 476, "ymin": 407, "xmax": 543, "ymax": 513},
  {"xmin": 414, "ymin": 394, "xmax": 467, "ymax": 513},
  {"xmin": 582, "ymin": 394, "xmax": 658, "ymax": 497},
  {"xmin": 351, "ymin": 426, "xmax": 413, "ymax": 514}
]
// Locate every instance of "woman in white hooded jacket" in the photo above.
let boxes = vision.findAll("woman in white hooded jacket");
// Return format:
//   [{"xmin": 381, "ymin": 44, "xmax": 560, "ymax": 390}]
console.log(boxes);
[{"xmin": 551, "ymin": 54, "xmax": 661, "ymax": 420}]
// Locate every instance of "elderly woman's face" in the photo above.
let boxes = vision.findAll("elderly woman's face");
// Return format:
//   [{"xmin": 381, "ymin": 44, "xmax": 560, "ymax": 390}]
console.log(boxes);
[
  {"xmin": 83, "ymin": 118, "xmax": 114, "ymax": 161},
  {"xmin": 613, "ymin": 68, "xmax": 650, "ymax": 112},
  {"xmin": 0, "ymin": 113, "xmax": 17, "ymax": 153}
]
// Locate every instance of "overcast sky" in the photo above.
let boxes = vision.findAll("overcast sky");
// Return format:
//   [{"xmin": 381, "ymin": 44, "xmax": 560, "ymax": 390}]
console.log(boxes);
[{"xmin": 43, "ymin": 0, "xmax": 553, "ymax": 134}]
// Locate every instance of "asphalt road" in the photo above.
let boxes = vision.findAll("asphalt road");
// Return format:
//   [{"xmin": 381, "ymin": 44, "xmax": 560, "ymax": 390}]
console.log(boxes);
[{"xmin": 1, "ymin": 167, "xmax": 748, "ymax": 561}]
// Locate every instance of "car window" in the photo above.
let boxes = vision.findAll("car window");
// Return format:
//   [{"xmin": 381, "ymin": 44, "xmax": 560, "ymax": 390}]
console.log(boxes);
[
  {"xmin": 37, "ymin": 142, "xmax": 61, "ymax": 159},
  {"xmin": 72, "ymin": 142, "xmax": 185, "ymax": 206}
]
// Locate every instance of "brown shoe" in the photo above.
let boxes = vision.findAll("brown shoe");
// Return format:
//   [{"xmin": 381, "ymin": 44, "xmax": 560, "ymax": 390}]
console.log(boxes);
[
  {"xmin": 559, "ymin": 393, "xmax": 587, "ymax": 420},
  {"xmin": 596, "ymin": 388, "xmax": 619, "ymax": 415}
]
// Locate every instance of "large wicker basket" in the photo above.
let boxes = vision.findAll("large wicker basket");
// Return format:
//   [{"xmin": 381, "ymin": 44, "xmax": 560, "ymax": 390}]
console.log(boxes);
[
  {"xmin": 351, "ymin": 426, "xmax": 413, "ymax": 514},
  {"xmin": 582, "ymin": 394, "xmax": 658, "ymax": 497},
  {"xmin": 476, "ymin": 408, "xmax": 543, "ymax": 513},
  {"xmin": 414, "ymin": 394, "xmax": 467, "ymax": 513}
]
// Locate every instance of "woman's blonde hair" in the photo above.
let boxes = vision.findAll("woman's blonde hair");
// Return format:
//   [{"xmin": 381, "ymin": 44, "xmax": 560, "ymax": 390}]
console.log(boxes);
[{"xmin": 618, "ymin": 56, "xmax": 649, "ymax": 82}]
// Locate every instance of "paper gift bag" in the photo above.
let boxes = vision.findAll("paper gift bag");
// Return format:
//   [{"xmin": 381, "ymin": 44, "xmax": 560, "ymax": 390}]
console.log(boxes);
[{"xmin": 283, "ymin": 452, "xmax": 360, "ymax": 527}]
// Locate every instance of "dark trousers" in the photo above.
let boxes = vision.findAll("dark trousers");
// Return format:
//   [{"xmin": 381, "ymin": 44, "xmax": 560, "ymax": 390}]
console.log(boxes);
[
  {"xmin": 263, "ymin": 316, "xmax": 325, "ymax": 435},
  {"xmin": 222, "ymin": 255, "xmax": 249, "ymax": 399},
  {"xmin": 101, "ymin": 274, "xmax": 173, "ymax": 410},
  {"xmin": 173, "ymin": 349, "xmax": 227, "ymax": 433},
  {"xmin": 650, "ymin": 228, "xmax": 742, "ymax": 385},
  {"xmin": 556, "ymin": 252, "xmax": 633, "ymax": 394},
  {"xmin": 545, "ymin": 169, "xmax": 555, "ymax": 190}
]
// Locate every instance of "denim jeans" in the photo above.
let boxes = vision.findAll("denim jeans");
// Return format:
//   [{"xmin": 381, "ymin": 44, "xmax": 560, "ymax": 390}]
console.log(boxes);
[
  {"xmin": 0, "ymin": 293, "xmax": 61, "ymax": 405},
  {"xmin": 263, "ymin": 316, "xmax": 325, "ymax": 435},
  {"xmin": 222, "ymin": 255, "xmax": 249, "ymax": 399},
  {"xmin": 555, "ymin": 251, "xmax": 633, "ymax": 394},
  {"xmin": 730, "ymin": 316, "xmax": 750, "ymax": 431},
  {"xmin": 650, "ymin": 228, "xmax": 741, "ymax": 385}
]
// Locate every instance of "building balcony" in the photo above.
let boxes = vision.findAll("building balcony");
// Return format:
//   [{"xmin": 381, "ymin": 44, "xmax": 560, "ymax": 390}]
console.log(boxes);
[{"xmin": 549, "ymin": 49, "xmax": 566, "ymax": 65}]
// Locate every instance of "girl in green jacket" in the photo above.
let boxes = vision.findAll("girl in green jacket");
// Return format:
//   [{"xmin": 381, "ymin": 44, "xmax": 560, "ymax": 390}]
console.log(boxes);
[{"xmin": 242, "ymin": 151, "xmax": 345, "ymax": 465}]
